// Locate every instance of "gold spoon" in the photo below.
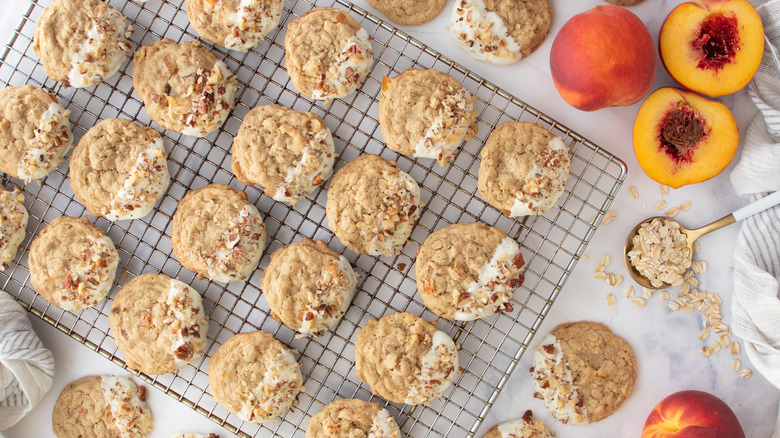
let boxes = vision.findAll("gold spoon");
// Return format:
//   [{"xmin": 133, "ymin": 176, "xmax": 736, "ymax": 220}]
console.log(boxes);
[{"xmin": 624, "ymin": 191, "xmax": 780, "ymax": 290}]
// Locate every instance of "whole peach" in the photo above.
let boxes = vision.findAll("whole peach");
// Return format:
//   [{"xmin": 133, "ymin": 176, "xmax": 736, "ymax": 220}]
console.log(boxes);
[
  {"xmin": 550, "ymin": 5, "xmax": 657, "ymax": 111},
  {"xmin": 642, "ymin": 390, "xmax": 745, "ymax": 438}
]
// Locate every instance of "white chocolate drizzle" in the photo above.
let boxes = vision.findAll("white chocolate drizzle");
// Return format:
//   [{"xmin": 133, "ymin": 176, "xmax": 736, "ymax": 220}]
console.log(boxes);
[{"xmin": 404, "ymin": 330, "xmax": 459, "ymax": 405}]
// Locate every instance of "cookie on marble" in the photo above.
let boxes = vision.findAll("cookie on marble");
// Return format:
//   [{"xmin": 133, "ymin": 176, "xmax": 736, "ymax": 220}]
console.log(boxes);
[
  {"xmin": 109, "ymin": 273, "xmax": 208, "ymax": 375},
  {"xmin": 209, "ymin": 330, "xmax": 304, "ymax": 424},
  {"xmin": 171, "ymin": 184, "xmax": 266, "ymax": 283},
  {"xmin": 52, "ymin": 375, "xmax": 152, "ymax": 438},
  {"xmin": 366, "ymin": 0, "xmax": 446, "ymax": 25},
  {"xmin": 449, "ymin": 0, "xmax": 553, "ymax": 65},
  {"xmin": 70, "ymin": 118, "xmax": 169, "ymax": 221},
  {"xmin": 478, "ymin": 122, "xmax": 570, "ymax": 217},
  {"xmin": 187, "ymin": 0, "xmax": 283, "ymax": 52},
  {"xmin": 480, "ymin": 410, "xmax": 555, "ymax": 438},
  {"xmin": 355, "ymin": 312, "xmax": 459, "ymax": 405},
  {"xmin": 305, "ymin": 399, "xmax": 401, "ymax": 438},
  {"xmin": 0, "ymin": 186, "xmax": 28, "ymax": 270},
  {"xmin": 0, "ymin": 85, "xmax": 73, "ymax": 183},
  {"xmin": 530, "ymin": 321, "xmax": 637, "ymax": 425},
  {"xmin": 28, "ymin": 217, "xmax": 119, "ymax": 311},
  {"xmin": 285, "ymin": 7, "xmax": 374, "ymax": 101},
  {"xmin": 416, "ymin": 222, "xmax": 525, "ymax": 321},
  {"xmin": 33, "ymin": 0, "xmax": 134, "ymax": 87},
  {"xmin": 132, "ymin": 38, "xmax": 238, "ymax": 137},
  {"xmin": 231, "ymin": 105, "xmax": 335, "ymax": 205},
  {"xmin": 261, "ymin": 238, "xmax": 357, "ymax": 337},
  {"xmin": 326, "ymin": 154, "xmax": 421, "ymax": 257},
  {"xmin": 379, "ymin": 68, "xmax": 478, "ymax": 166}
]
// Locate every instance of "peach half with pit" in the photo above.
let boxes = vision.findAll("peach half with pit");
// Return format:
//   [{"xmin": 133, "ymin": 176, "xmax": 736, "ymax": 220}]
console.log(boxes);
[
  {"xmin": 659, "ymin": 0, "xmax": 764, "ymax": 97},
  {"xmin": 550, "ymin": 5, "xmax": 656, "ymax": 112},
  {"xmin": 642, "ymin": 390, "xmax": 745, "ymax": 438},
  {"xmin": 633, "ymin": 87, "xmax": 738, "ymax": 188}
]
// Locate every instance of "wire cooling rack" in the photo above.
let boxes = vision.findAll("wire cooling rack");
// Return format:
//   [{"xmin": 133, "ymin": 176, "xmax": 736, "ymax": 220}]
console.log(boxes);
[{"xmin": 1, "ymin": 0, "xmax": 627, "ymax": 436}]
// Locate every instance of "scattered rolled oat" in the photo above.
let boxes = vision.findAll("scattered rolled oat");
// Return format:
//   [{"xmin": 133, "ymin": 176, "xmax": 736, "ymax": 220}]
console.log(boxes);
[
  {"xmin": 642, "ymin": 288, "xmax": 653, "ymax": 299},
  {"xmin": 659, "ymin": 290, "xmax": 670, "ymax": 301},
  {"xmin": 631, "ymin": 297, "xmax": 646, "ymax": 308},
  {"xmin": 629, "ymin": 186, "xmax": 639, "ymax": 199},
  {"xmin": 580, "ymin": 254, "xmax": 590, "ymax": 261},
  {"xmin": 595, "ymin": 254, "xmax": 611, "ymax": 273},
  {"xmin": 730, "ymin": 342, "xmax": 740, "ymax": 355},
  {"xmin": 606, "ymin": 294, "xmax": 615, "ymax": 305},
  {"xmin": 656, "ymin": 200, "xmax": 667, "ymax": 211},
  {"xmin": 698, "ymin": 329, "xmax": 710, "ymax": 341},
  {"xmin": 665, "ymin": 207, "xmax": 680, "ymax": 218},
  {"xmin": 624, "ymin": 286, "xmax": 635, "ymax": 299},
  {"xmin": 680, "ymin": 201, "xmax": 692, "ymax": 211},
  {"xmin": 659, "ymin": 184, "xmax": 670, "ymax": 196},
  {"xmin": 738, "ymin": 369, "xmax": 752, "ymax": 379},
  {"xmin": 701, "ymin": 346, "xmax": 711, "ymax": 357},
  {"xmin": 732, "ymin": 359, "xmax": 741, "ymax": 372},
  {"xmin": 607, "ymin": 273, "xmax": 623, "ymax": 287},
  {"xmin": 601, "ymin": 210, "xmax": 617, "ymax": 225},
  {"xmin": 710, "ymin": 342, "xmax": 721, "ymax": 353}
]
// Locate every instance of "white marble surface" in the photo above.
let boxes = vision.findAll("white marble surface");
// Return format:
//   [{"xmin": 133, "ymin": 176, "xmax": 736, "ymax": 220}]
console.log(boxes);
[{"xmin": 3, "ymin": 0, "xmax": 780, "ymax": 437}]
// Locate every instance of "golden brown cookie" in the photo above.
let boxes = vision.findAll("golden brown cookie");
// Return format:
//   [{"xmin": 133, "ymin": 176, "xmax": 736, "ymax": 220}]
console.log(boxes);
[
  {"xmin": 231, "ymin": 105, "xmax": 335, "ymax": 205},
  {"xmin": 415, "ymin": 222, "xmax": 524, "ymax": 321},
  {"xmin": 70, "ymin": 118, "xmax": 169, "ymax": 221},
  {"xmin": 132, "ymin": 39, "xmax": 238, "ymax": 137},
  {"xmin": 449, "ymin": 0, "xmax": 553, "ymax": 64},
  {"xmin": 208, "ymin": 330, "xmax": 304, "ymax": 424},
  {"xmin": 478, "ymin": 122, "xmax": 570, "ymax": 217},
  {"xmin": 366, "ymin": 0, "xmax": 446, "ymax": 25},
  {"xmin": 33, "ymin": 0, "xmax": 134, "ymax": 87},
  {"xmin": 305, "ymin": 399, "xmax": 401, "ymax": 438},
  {"xmin": 0, "ymin": 85, "xmax": 73, "ymax": 183},
  {"xmin": 261, "ymin": 238, "xmax": 357, "ymax": 337},
  {"xmin": 52, "ymin": 375, "xmax": 152, "ymax": 438},
  {"xmin": 285, "ymin": 7, "xmax": 374, "ymax": 101},
  {"xmin": 355, "ymin": 312, "xmax": 459, "ymax": 405},
  {"xmin": 186, "ymin": 0, "xmax": 283, "ymax": 52},
  {"xmin": 480, "ymin": 410, "xmax": 555, "ymax": 438},
  {"xmin": 0, "ymin": 186, "xmax": 28, "ymax": 270},
  {"xmin": 325, "ymin": 155, "xmax": 421, "ymax": 257},
  {"xmin": 109, "ymin": 273, "xmax": 208, "ymax": 375},
  {"xmin": 171, "ymin": 184, "xmax": 266, "ymax": 283},
  {"xmin": 28, "ymin": 217, "xmax": 119, "ymax": 311},
  {"xmin": 530, "ymin": 321, "xmax": 637, "ymax": 425},
  {"xmin": 379, "ymin": 68, "xmax": 478, "ymax": 166}
]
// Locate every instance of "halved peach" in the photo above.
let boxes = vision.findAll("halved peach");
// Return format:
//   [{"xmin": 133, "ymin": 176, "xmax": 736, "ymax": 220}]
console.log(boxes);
[
  {"xmin": 659, "ymin": 0, "xmax": 764, "ymax": 97},
  {"xmin": 633, "ymin": 87, "xmax": 738, "ymax": 188}
]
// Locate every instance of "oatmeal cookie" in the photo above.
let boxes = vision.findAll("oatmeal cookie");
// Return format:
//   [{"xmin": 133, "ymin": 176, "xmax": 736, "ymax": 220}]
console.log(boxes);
[
  {"xmin": 33, "ymin": 0, "xmax": 134, "ymax": 87},
  {"xmin": 261, "ymin": 238, "xmax": 357, "ymax": 337},
  {"xmin": 52, "ymin": 375, "xmax": 152, "ymax": 438},
  {"xmin": 70, "ymin": 118, "xmax": 169, "ymax": 221},
  {"xmin": 480, "ymin": 410, "xmax": 555, "ymax": 438},
  {"xmin": 366, "ymin": 0, "xmax": 446, "ymax": 25},
  {"xmin": 209, "ymin": 330, "xmax": 304, "ymax": 423},
  {"xmin": 449, "ymin": 0, "xmax": 552, "ymax": 65},
  {"xmin": 379, "ymin": 68, "xmax": 477, "ymax": 166},
  {"xmin": 530, "ymin": 321, "xmax": 637, "ymax": 424},
  {"xmin": 109, "ymin": 273, "xmax": 208, "ymax": 375},
  {"xmin": 305, "ymin": 399, "xmax": 400, "ymax": 438},
  {"xmin": 285, "ymin": 7, "xmax": 374, "ymax": 101},
  {"xmin": 326, "ymin": 154, "xmax": 421, "ymax": 257},
  {"xmin": 133, "ymin": 38, "xmax": 238, "ymax": 137},
  {"xmin": 0, "ymin": 85, "xmax": 73, "ymax": 183},
  {"xmin": 187, "ymin": 0, "xmax": 283, "ymax": 52},
  {"xmin": 355, "ymin": 312, "xmax": 459, "ymax": 405},
  {"xmin": 415, "ymin": 222, "xmax": 525, "ymax": 321},
  {"xmin": 0, "ymin": 186, "xmax": 28, "ymax": 270},
  {"xmin": 478, "ymin": 122, "xmax": 570, "ymax": 217},
  {"xmin": 28, "ymin": 217, "xmax": 119, "ymax": 311},
  {"xmin": 171, "ymin": 184, "xmax": 266, "ymax": 283},
  {"xmin": 231, "ymin": 105, "xmax": 335, "ymax": 205}
]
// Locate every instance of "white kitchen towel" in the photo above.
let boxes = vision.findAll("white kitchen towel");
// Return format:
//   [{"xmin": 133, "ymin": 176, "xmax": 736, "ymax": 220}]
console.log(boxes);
[
  {"xmin": 0, "ymin": 291, "xmax": 55, "ymax": 430},
  {"xmin": 729, "ymin": 1, "xmax": 780, "ymax": 436}
]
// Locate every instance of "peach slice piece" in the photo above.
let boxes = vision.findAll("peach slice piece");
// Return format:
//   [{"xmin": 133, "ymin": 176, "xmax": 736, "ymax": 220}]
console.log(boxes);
[
  {"xmin": 660, "ymin": 0, "xmax": 764, "ymax": 97},
  {"xmin": 633, "ymin": 87, "xmax": 738, "ymax": 188}
]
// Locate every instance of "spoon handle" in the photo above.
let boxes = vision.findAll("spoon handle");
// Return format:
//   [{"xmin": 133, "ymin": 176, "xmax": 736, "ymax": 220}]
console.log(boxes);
[{"xmin": 733, "ymin": 191, "xmax": 780, "ymax": 222}]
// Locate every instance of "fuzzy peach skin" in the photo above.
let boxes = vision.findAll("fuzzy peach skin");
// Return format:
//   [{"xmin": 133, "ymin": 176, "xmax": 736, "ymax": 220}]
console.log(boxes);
[
  {"xmin": 633, "ymin": 87, "xmax": 738, "ymax": 188},
  {"xmin": 660, "ymin": 0, "xmax": 764, "ymax": 97},
  {"xmin": 550, "ymin": 5, "xmax": 656, "ymax": 111},
  {"xmin": 642, "ymin": 390, "xmax": 745, "ymax": 438}
]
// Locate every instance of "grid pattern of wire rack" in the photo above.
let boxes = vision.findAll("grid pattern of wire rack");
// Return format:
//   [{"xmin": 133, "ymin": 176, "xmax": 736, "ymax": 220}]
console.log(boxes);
[{"xmin": 0, "ymin": 0, "xmax": 627, "ymax": 436}]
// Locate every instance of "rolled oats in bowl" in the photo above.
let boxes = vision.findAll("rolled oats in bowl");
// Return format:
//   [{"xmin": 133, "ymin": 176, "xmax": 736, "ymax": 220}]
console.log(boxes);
[{"xmin": 627, "ymin": 218, "xmax": 692, "ymax": 288}]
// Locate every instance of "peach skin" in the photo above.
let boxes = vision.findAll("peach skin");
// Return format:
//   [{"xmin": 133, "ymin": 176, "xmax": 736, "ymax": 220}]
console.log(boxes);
[{"xmin": 642, "ymin": 390, "xmax": 745, "ymax": 438}]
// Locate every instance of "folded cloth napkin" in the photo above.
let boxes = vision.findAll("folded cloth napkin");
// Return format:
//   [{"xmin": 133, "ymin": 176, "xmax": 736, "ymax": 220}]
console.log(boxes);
[
  {"xmin": 730, "ymin": 0, "xmax": 780, "ymax": 435},
  {"xmin": 0, "ymin": 291, "xmax": 55, "ymax": 430}
]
